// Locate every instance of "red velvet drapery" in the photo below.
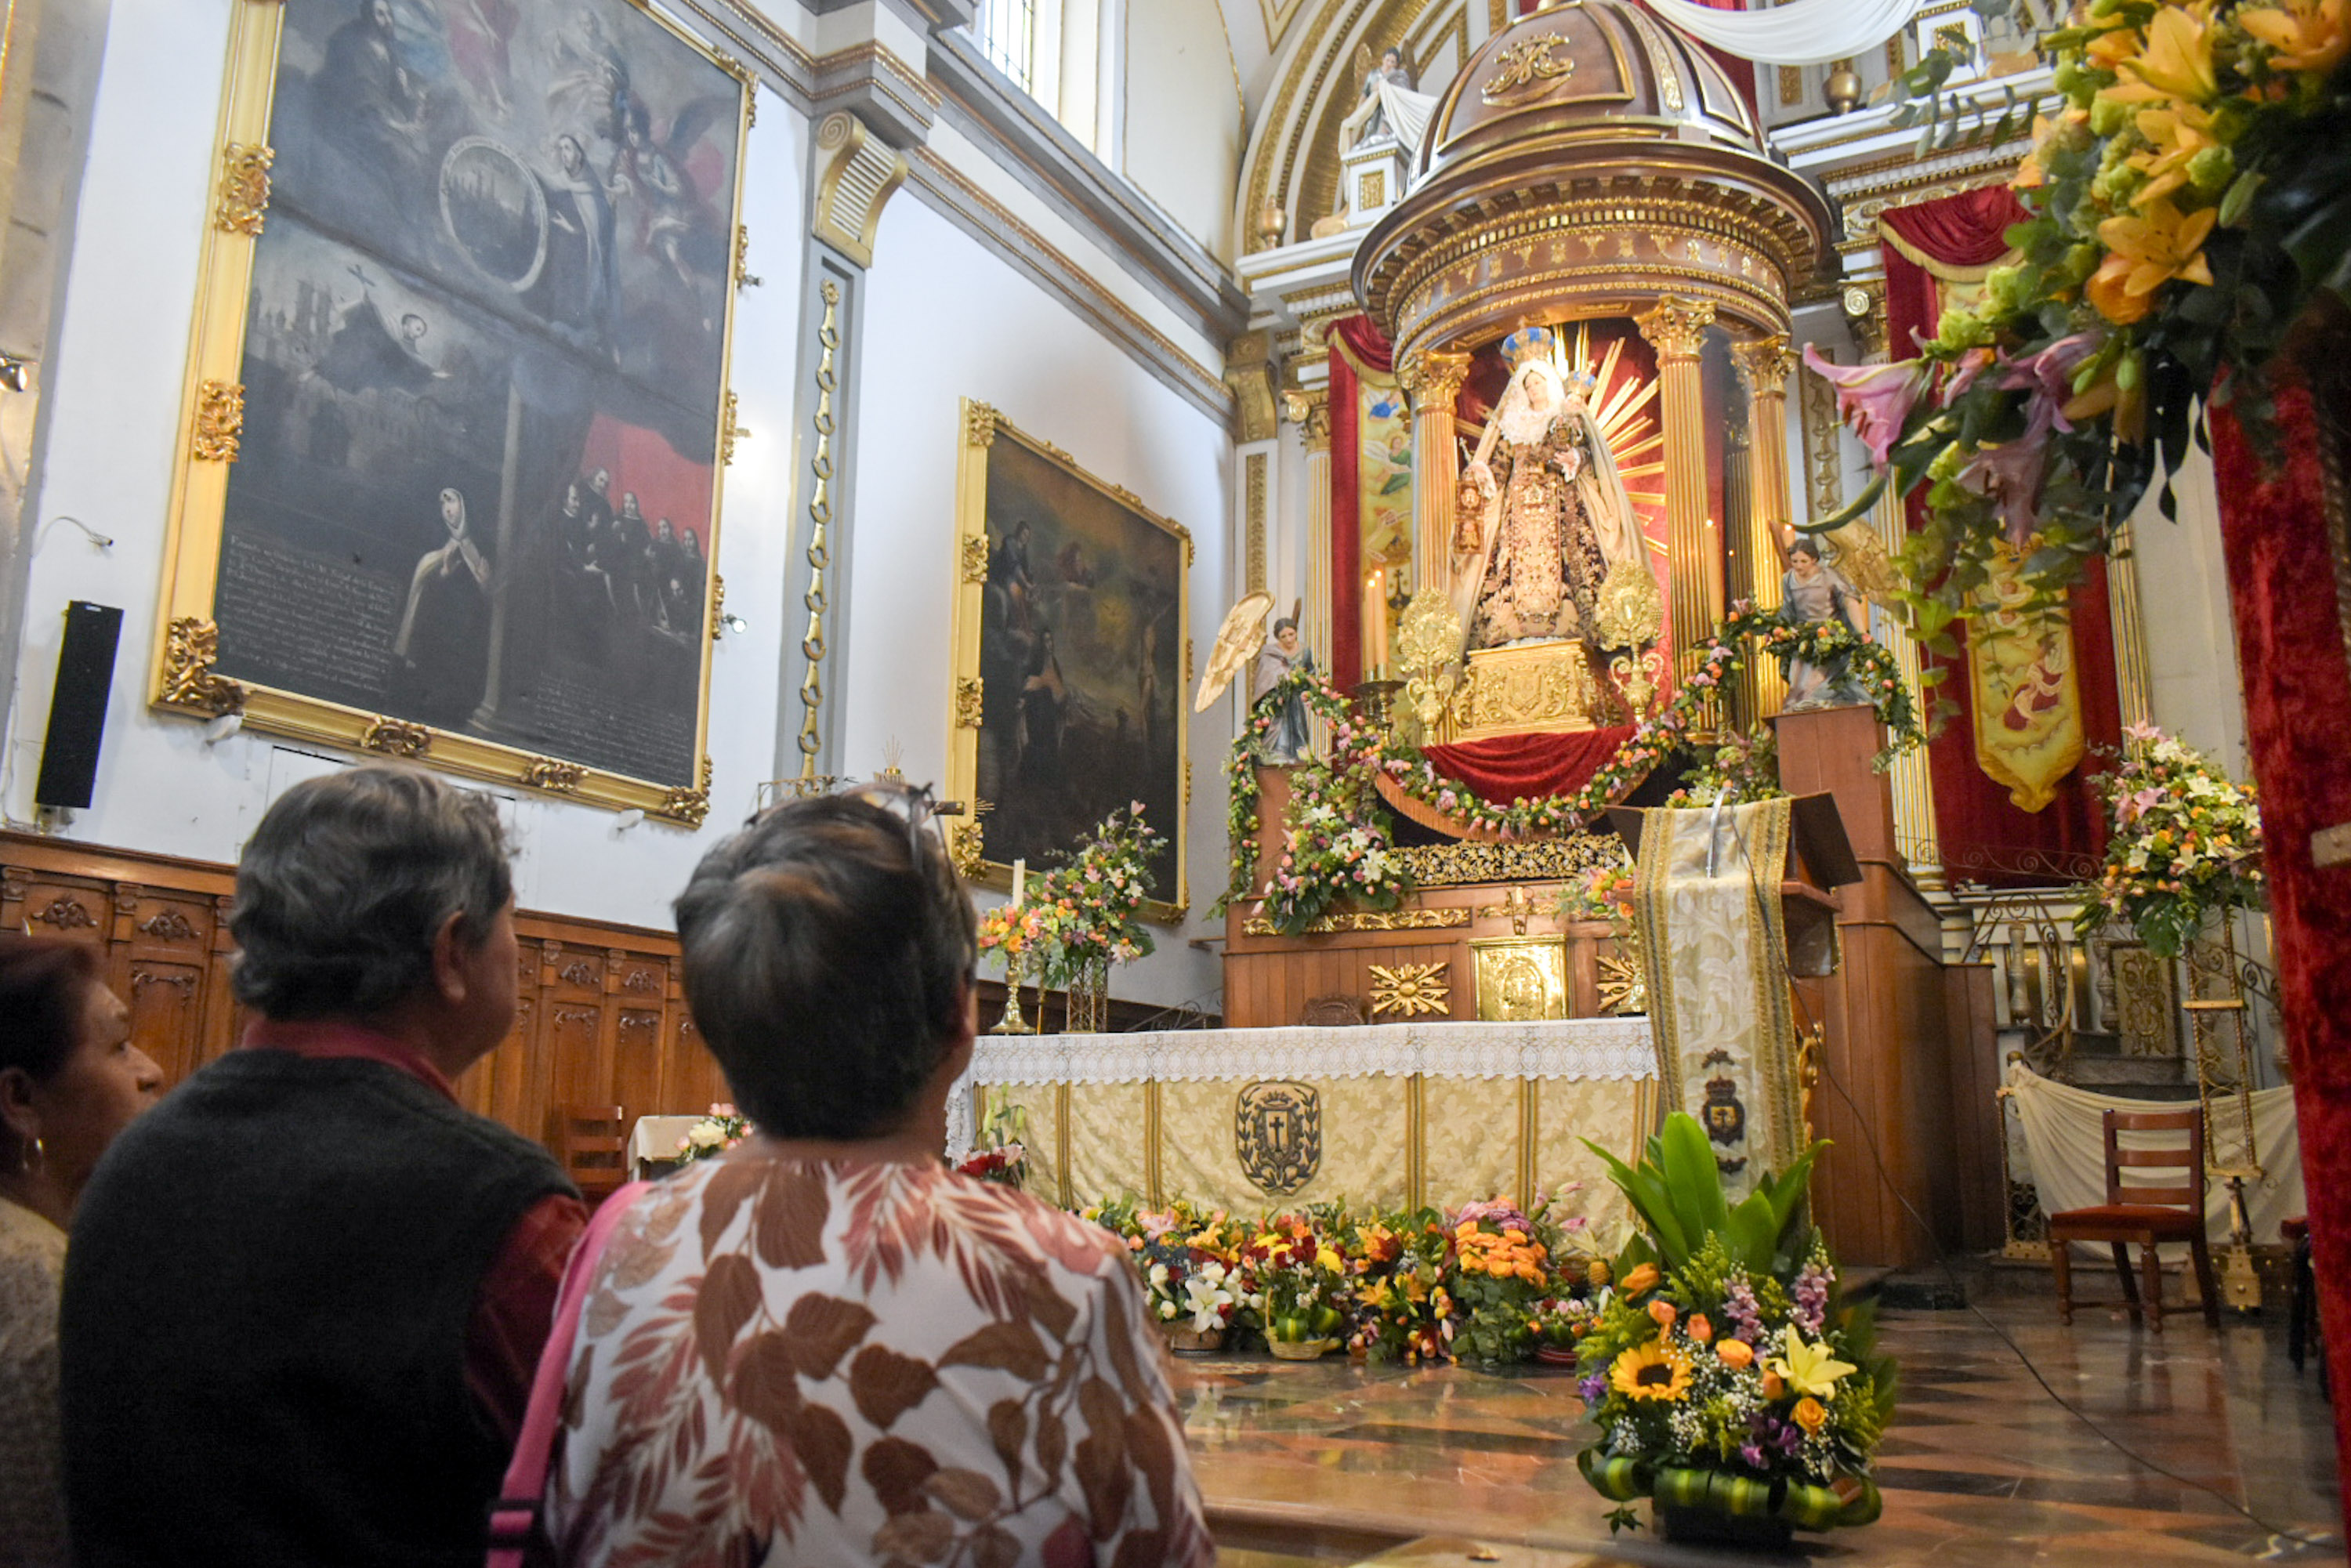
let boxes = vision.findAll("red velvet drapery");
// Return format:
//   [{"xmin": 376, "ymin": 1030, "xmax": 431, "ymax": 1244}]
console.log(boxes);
[
  {"xmin": 2212, "ymin": 381, "xmax": 2351, "ymax": 1489},
  {"xmin": 1327, "ymin": 314, "xmax": 1396, "ymax": 693},
  {"xmin": 1426, "ymin": 728, "xmax": 1639, "ymax": 805},
  {"xmin": 1883, "ymin": 186, "xmax": 2122, "ymax": 884}
]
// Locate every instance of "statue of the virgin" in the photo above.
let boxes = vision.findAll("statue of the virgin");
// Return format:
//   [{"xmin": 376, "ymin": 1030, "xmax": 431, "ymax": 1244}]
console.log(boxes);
[{"xmin": 1448, "ymin": 358, "xmax": 1655, "ymax": 657}]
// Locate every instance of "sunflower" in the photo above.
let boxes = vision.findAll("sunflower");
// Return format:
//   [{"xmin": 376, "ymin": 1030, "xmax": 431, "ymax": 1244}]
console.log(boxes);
[{"xmin": 1610, "ymin": 1340, "xmax": 1695, "ymax": 1403}]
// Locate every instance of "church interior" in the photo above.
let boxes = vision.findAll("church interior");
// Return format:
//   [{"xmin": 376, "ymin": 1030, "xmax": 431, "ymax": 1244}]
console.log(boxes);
[{"xmin": 0, "ymin": 0, "xmax": 2347, "ymax": 1560}]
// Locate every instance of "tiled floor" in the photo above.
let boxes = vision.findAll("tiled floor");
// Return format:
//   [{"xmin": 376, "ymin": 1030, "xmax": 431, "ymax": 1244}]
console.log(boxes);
[{"xmin": 1176, "ymin": 1285, "xmax": 2343, "ymax": 1566}]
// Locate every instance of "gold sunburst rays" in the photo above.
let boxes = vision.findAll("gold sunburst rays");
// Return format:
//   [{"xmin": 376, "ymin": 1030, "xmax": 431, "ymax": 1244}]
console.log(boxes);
[{"xmin": 1538, "ymin": 320, "xmax": 1662, "ymax": 492}]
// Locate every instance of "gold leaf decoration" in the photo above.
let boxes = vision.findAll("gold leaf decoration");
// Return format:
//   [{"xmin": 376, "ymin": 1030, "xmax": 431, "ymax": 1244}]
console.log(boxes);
[
  {"xmin": 360, "ymin": 717, "xmax": 430, "ymax": 758},
  {"xmin": 953, "ymin": 675, "xmax": 984, "ymax": 729},
  {"xmin": 520, "ymin": 757, "xmax": 584, "ymax": 794},
  {"xmin": 192, "ymin": 380, "xmax": 245, "ymax": 463},
  {"xmin": 157, "ymin": 616, "xmax": 245, "ymax": 717},
  {"xmin": 215, "ymin": 143, "xmax": 273, "ymax": 236}
]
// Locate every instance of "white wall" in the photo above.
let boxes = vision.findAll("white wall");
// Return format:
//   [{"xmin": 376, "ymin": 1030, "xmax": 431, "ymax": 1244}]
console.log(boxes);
[
  {"xmin": 4, "ymin": 0, "xmax": 809, "ymax": 928},
  {"xmin": 848, "ymin": 194, "xmax": 1232, "ymax": 1011},
  {"xmin": 1121, "ymin": 0, "xmax": 1243, "ymax": 260}
]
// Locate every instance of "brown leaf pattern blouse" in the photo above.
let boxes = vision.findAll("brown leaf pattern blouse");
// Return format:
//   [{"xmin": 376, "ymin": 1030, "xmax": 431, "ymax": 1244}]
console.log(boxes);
[{"xmin": 547, "ymin": 1154, "xmax": 1213, "ymax": 1568}]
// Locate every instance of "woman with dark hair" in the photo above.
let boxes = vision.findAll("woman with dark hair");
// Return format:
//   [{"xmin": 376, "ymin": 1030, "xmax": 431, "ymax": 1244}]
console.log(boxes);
[
  {"xmin": 545, "ymin": 791, "xmax": 1211, "ymax": 1568},
  {"xmin": 0, "ymin": 936, "xmax": 159, "ymax": 1567}
]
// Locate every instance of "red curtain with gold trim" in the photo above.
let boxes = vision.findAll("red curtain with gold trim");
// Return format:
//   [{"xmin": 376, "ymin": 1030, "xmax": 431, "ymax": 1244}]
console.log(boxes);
[{"xmin": 1883, "ymin": 186, "xmax": 2123, "ymax": 883}]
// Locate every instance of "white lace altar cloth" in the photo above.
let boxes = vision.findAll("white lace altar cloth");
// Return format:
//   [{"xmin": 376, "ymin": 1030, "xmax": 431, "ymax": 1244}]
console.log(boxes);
[{"xmin": 947, "ymin": 1018, "xmax": 1654, "ymax": 1155}]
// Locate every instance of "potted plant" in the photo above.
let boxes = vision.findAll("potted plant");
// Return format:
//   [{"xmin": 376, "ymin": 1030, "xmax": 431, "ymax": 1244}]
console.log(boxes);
[{"xmin": 1574, "ymin": 1115, "xmax": 1896, "ymax": 1547}]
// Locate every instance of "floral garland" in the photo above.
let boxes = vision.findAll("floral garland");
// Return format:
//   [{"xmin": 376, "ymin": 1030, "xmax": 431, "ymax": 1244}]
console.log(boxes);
[
  {"xmin": 676, "ymin": 1103, "xmax": 751, "ymax": 1162},
  {"xmin": 1808, "ymin": 0, "xmax": 2351, "ymax": 645},
  {"xmin": 2073, "ymin": 721, "xmax": 2264, "ymax": 954},
  {"xmin": 1223, "ymin": 612, "xmax": 1921, "ymax": 934},
  {"xmin": 1215, "ymin": 672, "xmax": 1354, "ymax": 916}
]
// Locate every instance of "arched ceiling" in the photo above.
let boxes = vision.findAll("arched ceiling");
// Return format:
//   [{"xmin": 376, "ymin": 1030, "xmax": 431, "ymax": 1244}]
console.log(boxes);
[{"xmin": 1231, "ymin": 0, "xmax": 1495, "ymax": 255}]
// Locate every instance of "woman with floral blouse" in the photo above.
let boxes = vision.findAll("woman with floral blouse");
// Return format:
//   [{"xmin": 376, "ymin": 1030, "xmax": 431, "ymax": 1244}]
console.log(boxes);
[{"xmin": 548, "ymin": 789, "xmax": 1212, "ymax": 1568}]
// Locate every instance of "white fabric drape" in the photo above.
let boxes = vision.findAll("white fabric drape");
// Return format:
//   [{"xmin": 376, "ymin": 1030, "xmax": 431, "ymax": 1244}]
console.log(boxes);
[
  {"xmin": 2006, "ymin": 1061, "xmax": 2306, "ymax": 1249},
  {"xmin": 1643, "ymin": 0, "xmax": 1925, "ymax": 67}
]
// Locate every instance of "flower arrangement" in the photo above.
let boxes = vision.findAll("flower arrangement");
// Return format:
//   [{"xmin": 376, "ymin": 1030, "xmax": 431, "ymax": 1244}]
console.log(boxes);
[
  {"xmin": 676, "ymin": 1103, "xmax": 751, "ymax": 1162},
  {"xmin": 1554, "ymin": 861, "xmax": 1639, "ymax": 927},
  {"xmin": 1217, "ymin": 671, "xmax": 1356, "ymax": 917},
  {"xmin": 1807, "ymin": 0, "xmax": 2351, "ymax": 656},
  {"xmin": 2074, "ymin": 721, "xmax": 2264, "ymax": 953},
  {"xmin": 1085, "ymin": 1191, "xmax": 1605, "ymax": 1366},
  {"xmin": 1665, "ymin": 724, "xmax": 1785, "ymax": 808},
  {"xmin": 1574, "ymin": 1114, "xmax": 1895, "ymax": 1541},
  {"xmin": 1222, "ymin": 610, "xmax": 1920, "ymax": 934},
  {"xmin": 955, "ymin": 1143, "xmax": 1027, "ymax": 1187},
  {"xmin": 1024, "ymin": 802, "xmax": 1162, "ymax": 985}
]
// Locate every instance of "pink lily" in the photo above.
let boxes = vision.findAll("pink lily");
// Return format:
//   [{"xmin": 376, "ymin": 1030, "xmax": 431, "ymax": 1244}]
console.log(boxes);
[
  {"xmin": 1803, "ymin": 345, "xmax": 1928, "ymax": 467},
  {"xmin": 1940, "ymin": 347, "xmax": 1998, "ymax": 407},
  {"xmin": 1957, "ymin": 403, "xmax": 2059, "ymax": 545},
  {"xmin": 1998, "ymin": 332, "xmax": 2104, "ymax": 433}
]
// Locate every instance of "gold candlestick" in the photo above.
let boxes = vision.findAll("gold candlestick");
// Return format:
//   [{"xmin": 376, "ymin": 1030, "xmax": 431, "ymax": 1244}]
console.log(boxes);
[{"xmin": 990, "ymin": 945, "xmax": 1035, "ymax": 1035}]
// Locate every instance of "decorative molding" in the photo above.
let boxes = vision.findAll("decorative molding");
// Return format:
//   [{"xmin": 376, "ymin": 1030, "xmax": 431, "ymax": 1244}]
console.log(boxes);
[
  {"xmin": 621, "ymin": 967, "xmax": 663, "ymax": 994},
  {"xmin": 191, "ymin": 380, "xmax": 245, "ymax": 463},
  {"xmin": 214, "ymin": 143, "xmax": 272, "ymax": 235},
  {"xmin": 520, "ymin": 757, "xmax": 585, "ymax": 794},
  {"xmin": 962, "ymin": 401, "xmax": 999, "ymax": 448},
  {"xmin": 720, "ymin": 390, "xmax": 748, "ymax": 464},
  {"xmin": 1369, "ymin": 961, "xmax": 1452, "ymax": 1018},
  {"xmin": 137, "ymin": 909, "xmax": 197, "ymax": 943},
  {"xmin": 734, "ymin": 224, "xmax": 760, "ymax": 288},
  {"xmin": 1244, "ymin": 906, "xmax": 1472, "ymax": 936},
  {"xmin": 902, "ymin": 150, "xmax": 1234, "ymax": 426},
  {"xmin": 1226, "ymin": 330, "xmax": 1281, "ymax": 444},
  {"xmin": 654, "ymin": 755, "xmax": 715, "ymax": 829},
  {"xmin": 559, "ymin": 961, "xmax": 599, "ymax": 987},
  {"xmin": 796, "ymin": 282, "xmax": 842, "ymax": 779},
  {"xmin": 1393, "ymin": 833, "xmax": 1628, "ymax": 888},
  {"xmin": 359, "ymin": 717, "xmax": 430, "ymax": 758},
  {"xmin": 811, "ymin": 111, "xmax": 907, "ymax": 269},
  {"xmin": 1397, "ymin": 348, "xmax": 1473, "ymax": 408},
  {"xmin": 953, "ymin": 675, "xmax": 984, "ymax": 728},
  {"xmin": 1799, "ymin": 344, "xmax": 1846, "ymax": 519},
  {"xmin": 32, "ymin": 896, "xmax": 95, "ymax": 931},
  {"xmin": 710, "ymin": 574, "xmax": 726, "ymax": 641},
  {"xmin": 947, "ymin": 820, "xmax": 985, "ymax": 879},
  {"xmin": 156, "ymin": 617, "xmax": 245, "ymax": 717},
  {"xmin": 1244, "ymin": 453, "xmax": 1267, "ymax": 594},
  {"xmin": 959, "ymin": 531, "xmax": 989, "ymax": 582},
  {"xmin": 1483, "ymin": 31, "xmax": 1575, "ymax": 103},
  {"xmin": 1730, "ymin": 335, "xmax": 1799, "ymax": 393},
  {"xmin": 131, "ymin": 969, "xmax": 196, "ymax": 998}
]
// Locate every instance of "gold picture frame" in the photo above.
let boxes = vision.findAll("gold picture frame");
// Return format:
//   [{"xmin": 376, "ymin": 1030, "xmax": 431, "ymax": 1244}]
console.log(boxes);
[
  {"xmin": 150, "ymin": 1, "xmax": 754, "ymax": 825},
  {"xmin": 950, "ymin": 400, "xmax": 1190, "ymax": 922}
]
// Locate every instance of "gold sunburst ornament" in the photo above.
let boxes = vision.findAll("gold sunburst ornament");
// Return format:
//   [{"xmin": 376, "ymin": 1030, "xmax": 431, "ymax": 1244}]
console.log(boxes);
[{"xmin": 1368, "ymin": 961, "xmax": 1451, "ymax": 1018}]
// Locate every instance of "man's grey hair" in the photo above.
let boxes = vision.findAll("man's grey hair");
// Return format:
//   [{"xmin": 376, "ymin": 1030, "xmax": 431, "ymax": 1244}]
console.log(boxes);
[{"xmin": 230, "ymin": 765, "xmax": 513, "ymax": 1019}]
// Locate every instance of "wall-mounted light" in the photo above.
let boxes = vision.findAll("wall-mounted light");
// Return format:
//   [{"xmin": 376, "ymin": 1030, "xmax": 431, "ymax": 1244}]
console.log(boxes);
[
  {"xmin": 202, "ymin": 712, "xmax": 242, "ymax": 745},
  {"xmin": 722, "ymin": 612, "xmax": 748, "ymax": 636}
]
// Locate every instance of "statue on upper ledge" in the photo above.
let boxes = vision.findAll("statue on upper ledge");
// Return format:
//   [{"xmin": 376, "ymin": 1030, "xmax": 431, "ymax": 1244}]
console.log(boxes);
[
  {"xmin": 1342, "ymin": 43, "xmax": 1435, "ymax": 151},
  {"xmin": 1450, "ymin": 357, "xmax": 1653, "ymax": 658}
]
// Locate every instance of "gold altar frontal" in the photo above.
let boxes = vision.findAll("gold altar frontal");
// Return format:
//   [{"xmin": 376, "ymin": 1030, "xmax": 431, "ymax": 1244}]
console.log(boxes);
[{"xmin": 962, "ymin": 1023, "xmax": 1658, "ymax": 1239}]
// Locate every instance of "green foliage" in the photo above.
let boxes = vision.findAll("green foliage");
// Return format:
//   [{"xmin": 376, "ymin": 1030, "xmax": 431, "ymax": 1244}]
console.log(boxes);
[{"xmin": 1583, "ymin": 1112, "xmax": 1827, "ymax": 1275}]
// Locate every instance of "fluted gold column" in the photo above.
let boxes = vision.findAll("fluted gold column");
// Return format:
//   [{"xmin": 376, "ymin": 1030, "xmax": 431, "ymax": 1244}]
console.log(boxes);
[
  {"xmin": 1400, "ymin": 349, "xmax": 1472, "ymax": 607},
  {"xmin": 2107, "ymin": 517, "xmax": 2156, "ymax": 730},
  {"xmin": 1636, "ymin": 297, "xmax": 1721, "ymax": 695},
  {"xmin": 1294, "ymin": 392, "xmax": 1333, "ymax": 665},
  {"xmin": 1732, "ymin": 335, "xmax": 1799, "ymax": 720}
]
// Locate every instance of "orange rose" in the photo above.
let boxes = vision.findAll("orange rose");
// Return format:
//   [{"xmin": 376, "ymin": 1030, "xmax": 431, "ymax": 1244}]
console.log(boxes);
[
  {"xmin": 1686, "ymin": 1313, "xmax": 1714, "ymax": 1345},
  {"xmin": 1621, "ymin": 1263, "xmax": 1661, "ymax": 1296},
  {"xmin": 1793, "ymin": 1396, "xmax": 1828, "ymax": 1434},
  {"xmin": 1647, "ymin": 1298, "xmax": 1679, "ymax": 1329},
  {"xmin": 1715, "ymin": 1338, "xmax": 1754, "ymax": 1370}
]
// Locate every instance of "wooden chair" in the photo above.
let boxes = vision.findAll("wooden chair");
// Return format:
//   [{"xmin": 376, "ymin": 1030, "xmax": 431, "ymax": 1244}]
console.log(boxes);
[
  {"xmin": 551, "ymin": 1103, "xmax": 629, "ymax": 1203},
  {"xmin": 2046, "ymin": 1107, "xmax": 2219, "ymax": 1331}
]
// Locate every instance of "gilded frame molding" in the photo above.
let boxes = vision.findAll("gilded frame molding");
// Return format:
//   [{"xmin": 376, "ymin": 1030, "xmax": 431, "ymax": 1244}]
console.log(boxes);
[
  {"xmin": 150, "ymin": 1, "xmax": 752, "ymax": 824},
  {"xmin": 949, "ymin": 399, "xmax": 1190, "ymax": 923}
]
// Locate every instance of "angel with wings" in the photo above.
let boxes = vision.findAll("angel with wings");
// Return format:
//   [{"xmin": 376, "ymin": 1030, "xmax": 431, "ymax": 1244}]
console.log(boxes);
[
  {"xmin": 1193, "ymin": 592, "xmax": 1317, "ymax": 763},
  {"xmin": 1342, "ymin": 42, "xmax": 1436, "ymax": 151}
]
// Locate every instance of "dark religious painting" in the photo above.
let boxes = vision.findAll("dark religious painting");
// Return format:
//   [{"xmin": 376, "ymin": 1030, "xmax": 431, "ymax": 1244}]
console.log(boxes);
[
  {"xmin": 161, "ymin": 0, "xmax": 745, "ymax": 802},
  {"xmin": 951, "ymin": 408, "xmax": 1189, "ymax": 918}
]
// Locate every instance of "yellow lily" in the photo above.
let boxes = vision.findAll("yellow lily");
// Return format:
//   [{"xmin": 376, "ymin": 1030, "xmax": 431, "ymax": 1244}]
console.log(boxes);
[
  {"xmin": 2240, "ymin": 0, "xmax": 2349, "ymax": 75},
  {"xmin": 2127, "ymin": 104, "xmax": 2217, "ymax": 208},
  {"xmin": 2106, "ymin": 5, "xmax": 2219, "ymax": 103},
  {"xmin": 1767, "ymin": 1326, "xmax": 1857, "ymax": 1399},
  {"xmin": 2085, "ymin": 17, "xmax": 2143, "ymax": 69},
  {"xmin": 2096, "ymin": 199, "xmax": 2219, "ymax": 304}
]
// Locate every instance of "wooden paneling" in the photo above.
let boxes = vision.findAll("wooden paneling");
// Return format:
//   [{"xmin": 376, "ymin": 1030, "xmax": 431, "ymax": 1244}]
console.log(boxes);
[{"xmin": 0, "ymin": 833, "xmax": 708, "ymax": 1156}]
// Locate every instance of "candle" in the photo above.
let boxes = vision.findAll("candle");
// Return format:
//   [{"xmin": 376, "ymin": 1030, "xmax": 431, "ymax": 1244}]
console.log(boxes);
[{"xmin": 1011, "ymin": 858, "xmax": 1026, "ymax": 908}]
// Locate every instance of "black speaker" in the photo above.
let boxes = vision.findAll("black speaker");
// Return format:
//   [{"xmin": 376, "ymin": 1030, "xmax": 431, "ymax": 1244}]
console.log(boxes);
[{"xmin": 34, "ymin": 601, "xmax": 123, "ymax": 811}]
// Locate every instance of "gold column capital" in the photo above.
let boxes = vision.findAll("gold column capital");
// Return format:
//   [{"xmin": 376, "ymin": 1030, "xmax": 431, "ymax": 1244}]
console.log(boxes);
[
  {"xmin": 1398, "ymin": 348, "xmax": 1473, "ymax": 409},
  {"xmin": 1636, "ymin": 296, "xmax": 1716, "ymax": 360},
  {"xmin": 1730, "ymin": 335, "xmax": 1799, "ymax": 397},
  {"xmin": 1285, "ymin": 388, "xmax": 1332, "ymax": 452}
]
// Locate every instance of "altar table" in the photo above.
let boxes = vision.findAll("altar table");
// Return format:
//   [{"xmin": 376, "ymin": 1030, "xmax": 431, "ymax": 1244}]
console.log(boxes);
[{"xmin": 950, "ymin": 1019, "xmax": 1659, "ymax": 1243}]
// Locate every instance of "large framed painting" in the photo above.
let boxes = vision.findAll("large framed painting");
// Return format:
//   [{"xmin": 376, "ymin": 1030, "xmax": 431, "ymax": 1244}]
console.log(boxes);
[
  {"xmin": 153, "ymin": 0, "xmax": 752, "ymax": 823},
  {"xmin": 949, "ymin": 402, "xmax": 1190, "ymax": 922}
]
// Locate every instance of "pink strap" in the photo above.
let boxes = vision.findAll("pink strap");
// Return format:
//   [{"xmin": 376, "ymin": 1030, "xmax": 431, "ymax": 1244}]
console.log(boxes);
[{"xmin": 487, "ymin": 1181, "xmax": 650, "ymax": 1568}]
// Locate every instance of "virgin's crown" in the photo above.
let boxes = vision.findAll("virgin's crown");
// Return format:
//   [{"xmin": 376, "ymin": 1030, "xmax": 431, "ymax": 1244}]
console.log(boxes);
[{"xmin": 1497, "ymin": 326, "xmax": 1557, "ymax": 371}]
